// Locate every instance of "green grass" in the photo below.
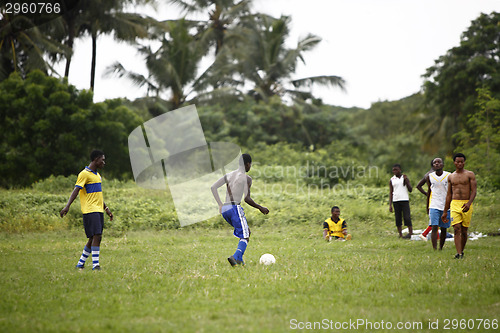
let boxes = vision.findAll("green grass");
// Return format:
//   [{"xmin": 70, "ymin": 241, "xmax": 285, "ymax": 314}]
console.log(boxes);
[
  {"xmin": 1, "ymin": 176, "xmax": 499, "ymax": 332},
  {"xmin": 0, "ymin": 224, "xmax": 499, "ymax": 332}
]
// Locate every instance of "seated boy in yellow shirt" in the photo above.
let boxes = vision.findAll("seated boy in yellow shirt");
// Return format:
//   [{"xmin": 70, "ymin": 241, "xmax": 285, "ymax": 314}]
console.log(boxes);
[{"xmin": 323, "ymin": 206, "xmax": 352, "ymax": 241}]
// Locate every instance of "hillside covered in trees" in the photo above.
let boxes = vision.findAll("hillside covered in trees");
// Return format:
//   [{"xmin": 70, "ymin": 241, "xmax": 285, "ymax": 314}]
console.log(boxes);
[{"xmin": 0, "ymin": 2, "xmax": 498, "ymax": 188}]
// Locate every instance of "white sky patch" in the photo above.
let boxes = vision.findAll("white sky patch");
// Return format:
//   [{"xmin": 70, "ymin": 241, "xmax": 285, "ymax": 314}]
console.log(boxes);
[{"xmin": 54, "ymin": 0, "xmax": 499, "ymax": 108}]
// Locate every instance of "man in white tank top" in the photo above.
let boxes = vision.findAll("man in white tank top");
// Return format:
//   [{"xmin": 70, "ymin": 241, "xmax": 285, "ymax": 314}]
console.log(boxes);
[
  {"xmin": 424, "ymin": 158, "xmax": 451, "ymax": 250},
  {"xmin": 416, "ymin": 158, "xmax": 438, "ymax": 240},
  {"xmin": 389, "ymin": 164, "xmax": 413, "ymax": 238}
]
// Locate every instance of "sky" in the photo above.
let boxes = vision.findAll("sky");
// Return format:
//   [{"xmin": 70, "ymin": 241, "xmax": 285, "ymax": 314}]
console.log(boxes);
[{"xmin": 56, "ymin": 0, "xmax": 500, "ymax": 109}]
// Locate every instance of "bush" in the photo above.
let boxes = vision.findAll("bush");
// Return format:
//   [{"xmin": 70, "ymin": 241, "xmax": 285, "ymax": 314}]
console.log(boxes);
[
  {"xmin": 0, "ymin": 72, "xmax": 142, "ymax": 187},
  {"xmin": 0, "ymin": 188, "xmax": 70, "ymax": 233},
  {"xmin": 31, "ymin": 175, "xmax": 76, "ymax": 193}
]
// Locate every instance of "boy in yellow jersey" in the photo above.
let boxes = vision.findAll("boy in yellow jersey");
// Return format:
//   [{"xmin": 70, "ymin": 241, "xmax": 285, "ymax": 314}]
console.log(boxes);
[
  {"xmin": 323, "ymin": 206, "xmax": 351, "ymax": 241},
  {"xmin": 60, "ymin": 150, "xmax": 114, "ymax": 270},
  {"xmin": 442, "ymin": 153, "xmax": 477, "ymax": 259}
]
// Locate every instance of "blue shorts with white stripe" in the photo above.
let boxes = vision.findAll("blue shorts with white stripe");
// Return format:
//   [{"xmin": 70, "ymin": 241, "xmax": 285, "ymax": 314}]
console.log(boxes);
[{"xmin": 221, "ymin": 205, "xmax": 250, "ymax": 239}]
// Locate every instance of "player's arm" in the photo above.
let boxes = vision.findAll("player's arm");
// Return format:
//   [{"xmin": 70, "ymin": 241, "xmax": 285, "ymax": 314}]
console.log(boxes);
[
  {"xmin": 416, "ymin": 175, "xmax": 428, "ymax": 196},
  {"xmin": 211, "ymin": 175, "xmax": 226, "ymax": 213},
  {"xmin": 244, "ymin": 176, "xmax": 269, "ymax": 214},
  {"xmin": 60, "ymin": 186, "xmax": 80, "ymax": 217},
  {"xmin": 442, "ymin": 176, "xmax": 453, "ymax": 223},
  {"xmin": 342, "ymin": 220, "xmax": 347, "ymax": 235},
  {"xmin": 425, "ymin": 176, "xmax": 431, "ymax": 214},
  {"xmin": 462, "ymin": 172, "xmax": 477, "ymax": 212},
  {"xmin": 103, "ymin": 202, "xmax": 113, "ymax": 221},
  {"xmin": 388, "ymin": 180, "xmax": 394, "ymax": 212},
  {"xmin": 403, "ymin": 174, "xmax": 412, "ymax": 192}
]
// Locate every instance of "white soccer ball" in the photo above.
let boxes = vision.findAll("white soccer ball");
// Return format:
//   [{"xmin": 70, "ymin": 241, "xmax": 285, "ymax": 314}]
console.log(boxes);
[{"xmin": 259, "ymin": 253, "xmax": 276, "ymax": 265}]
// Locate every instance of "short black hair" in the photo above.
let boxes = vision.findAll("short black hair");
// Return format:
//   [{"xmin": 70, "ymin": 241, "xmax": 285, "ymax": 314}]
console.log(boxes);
[
  {"xmin": 331, "ymin": 206, "xmax": 340, "ymax": 212},
  {"xmin": 432, "ymin": 157, "xmax": 443, "ymax": 166},
  {"xmin": 90, "ymin": 150, "xmax": 104, "ymax": 161},
  {"xmin": 453, "ymin": 153, "xmax": 466, "ymax": 161},
  {"xmin": 242, "ymin": 153, "xmax": 252, "ymax": 165},
  {"xmin": 392, "ymin": 164, "xmax": 402, "ymax": 169}
]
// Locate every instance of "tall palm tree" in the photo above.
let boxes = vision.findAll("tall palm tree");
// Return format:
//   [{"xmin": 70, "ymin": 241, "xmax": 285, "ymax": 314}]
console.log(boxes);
[
  {"xmin": 0, "ymin": 12, "xmax": 67, "ymax": 80},
  {"xmin": 58, "ymin": 0, "xmax": 84, "ymax": 78},
  {"xmin": 74, "ymin": 0, "xmax": 155, "ymax": 91},
  {"xmin": 33, "ymin": 0, "xmax": 85, "ymax": 78},
  {"xmin": 221, "ymin": 14, "xmax": 345, "ymax": 102},
  {"xmin": 168, "ymin": 0, "xmax": 250, "ymax": 55},
  {"xmin": 105, "ymin": 18, "xmax": 207, "ymax": 109}
]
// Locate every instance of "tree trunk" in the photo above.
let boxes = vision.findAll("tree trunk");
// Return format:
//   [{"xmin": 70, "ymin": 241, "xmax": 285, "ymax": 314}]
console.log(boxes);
[
  {"xmin": 64, "ymin": 20, "xmax": 75, "ymax": 78},
  {"xmin": 90, "ymin": 31, "xmax": 97, "ymax": 92}
]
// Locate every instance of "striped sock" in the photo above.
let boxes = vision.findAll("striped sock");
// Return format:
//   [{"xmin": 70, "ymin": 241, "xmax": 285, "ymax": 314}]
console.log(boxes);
[
  {"xmin": 91, "ymin": 246, "xmax": 100, "ymax": 269},
  {"xmin": 76, "ymin": 246, "xmax": 91, "ymax": 268}
]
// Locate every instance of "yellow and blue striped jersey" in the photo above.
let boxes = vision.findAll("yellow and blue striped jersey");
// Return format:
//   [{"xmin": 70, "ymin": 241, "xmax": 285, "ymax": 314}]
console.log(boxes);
[{"xmin": 75, "ymin": 167, "xmax": 104, "ymax": 214}]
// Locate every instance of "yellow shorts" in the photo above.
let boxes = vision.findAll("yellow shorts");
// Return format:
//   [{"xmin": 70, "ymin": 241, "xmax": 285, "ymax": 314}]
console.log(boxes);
[{"xmin": 450, "ymin": 200, "xmax": 473, "ymax": 227}]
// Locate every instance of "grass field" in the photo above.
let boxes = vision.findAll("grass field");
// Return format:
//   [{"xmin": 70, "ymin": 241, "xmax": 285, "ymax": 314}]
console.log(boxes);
[
  {"xmin": 1, "ymin": 224, "xmax": 499, "ymax": 332},
  {"xmin": 1, "ymin": 176, "xmax": 499, "ymax": 332}
]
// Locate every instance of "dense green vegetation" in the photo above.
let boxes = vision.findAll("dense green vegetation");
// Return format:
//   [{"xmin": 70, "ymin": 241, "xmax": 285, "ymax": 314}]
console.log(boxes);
[
  {"xmin": 423, "ymin": 12, "xmax": 500, "ymax": 152},
  {"xmin": 1, "ymin": 161, "xmax": 498, "ymax": 234},
  {"xmin": 1, "ymin": 4, "xmax": 499, "ymax": 188},
  {"xmin": 0, "ymin": 71, "xmax": 142, "ymax": 186}
]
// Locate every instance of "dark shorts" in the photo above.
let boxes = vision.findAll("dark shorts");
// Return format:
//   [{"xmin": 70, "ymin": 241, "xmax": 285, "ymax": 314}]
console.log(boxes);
[
  {"xmin": 393, "ymin": 201, "xmax": 412, "ymax": 227},
  {"xmin": 83, "ymin": 212, "xmax": 104, "ymax": 238}
]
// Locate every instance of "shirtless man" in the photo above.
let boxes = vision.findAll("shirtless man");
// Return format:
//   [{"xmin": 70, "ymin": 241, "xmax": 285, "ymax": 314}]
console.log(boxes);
[
  {"xmin": 211, "ymin": 153, "xmax": 269, "ymax": 266},
  {"xmin": 442, "ymin": 153, "xmax": 477, "ymax": 259}
]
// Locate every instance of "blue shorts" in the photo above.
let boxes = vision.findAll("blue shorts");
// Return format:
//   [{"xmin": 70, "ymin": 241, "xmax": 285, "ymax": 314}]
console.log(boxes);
[
  {"xmin": 429, "ymin": 208, "xmax": 450, "ymax": 228},
  {"xmin": 83, "ymin": 212, "xmax": 104, "ymax": 238},
  {"xmin": 221, "ymin": 205, "xmax": 250, "ymax": 239}
]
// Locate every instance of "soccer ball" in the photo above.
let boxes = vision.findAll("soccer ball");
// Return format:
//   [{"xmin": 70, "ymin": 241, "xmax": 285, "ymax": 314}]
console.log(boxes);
[{"xmin": 259, "ymin": 253, "xmax": 276, "ymax": 265}]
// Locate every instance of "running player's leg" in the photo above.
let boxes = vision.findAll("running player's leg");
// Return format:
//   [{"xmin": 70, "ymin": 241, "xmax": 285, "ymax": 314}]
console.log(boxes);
[
  {"xmin": 232, "ymin": 206, "xmax": 249, "ymax": 264},
  {"xmin": 225, "ymin": 205, "xmax": 249, "ymax": 266}
]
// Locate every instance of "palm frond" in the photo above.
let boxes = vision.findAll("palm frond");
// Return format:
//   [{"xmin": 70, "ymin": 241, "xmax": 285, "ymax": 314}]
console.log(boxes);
[
  {"xmin": 104, "ymin": 61, "xmax": 157, "ymax": 91},
  {"xmin": 166, "ymin": 0, "xmax": 200, "ymax": 13},
  {"xmin": 285, "ymin": 89, "xmax": 314, "ymax": 101},
  {"xmin": 297, "ymin": 34, "xmax": 321, "ymax": 52},
  {"xmin": 291, "ymin": 75, "xmax": 346, "ymax": 91}
]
